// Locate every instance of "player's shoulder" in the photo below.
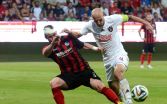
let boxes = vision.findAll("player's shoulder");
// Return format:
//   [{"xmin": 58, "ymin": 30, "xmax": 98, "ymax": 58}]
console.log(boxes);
[
  {"xmin": 105, "ymin": 14, "xmax": 122, "ymax": 20},
  {"xmin": 83, "ymin": 19, "xmax": 94, "ymax": 28}
]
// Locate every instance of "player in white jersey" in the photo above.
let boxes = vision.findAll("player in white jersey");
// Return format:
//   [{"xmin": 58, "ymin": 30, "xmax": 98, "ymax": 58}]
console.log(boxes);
[{"xmin": 62, "ymin": 8, "xmax": 153, "ymax": 104}]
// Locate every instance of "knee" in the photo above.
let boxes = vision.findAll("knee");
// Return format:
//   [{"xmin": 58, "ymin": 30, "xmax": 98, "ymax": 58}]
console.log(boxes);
[
  {"xmin": 50, "ymin": 78, "xmax": 60, "ymax": 88},
  {"xmin": 90, "ymin": 79, "xmax": 105, "ymax": 92},
  {"xmin": 114, "ymin": 69, "xmax": 124, "ymax": 81}
]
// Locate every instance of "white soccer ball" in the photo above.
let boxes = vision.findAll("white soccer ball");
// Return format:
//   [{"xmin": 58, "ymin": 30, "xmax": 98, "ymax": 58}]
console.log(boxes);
[{"xmin": 131, "ymin": 85, "xmax": 149, "ymax": 102}]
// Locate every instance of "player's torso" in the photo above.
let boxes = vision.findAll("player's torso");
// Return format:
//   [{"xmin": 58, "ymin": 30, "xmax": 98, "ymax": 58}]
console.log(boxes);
[
  {"xmin": 50, "ymin": 36, "xmax": 89, "ymax": 73},
  {"xmin": 143, "ymin": 23, "xmax": 155, "ymax": 43},
  {"xmin": 88, "ymin": 17, "xmax": 126, "ymax": 58}
]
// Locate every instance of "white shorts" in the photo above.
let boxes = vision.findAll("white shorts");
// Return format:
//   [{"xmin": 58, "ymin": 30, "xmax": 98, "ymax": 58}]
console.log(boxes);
[{"xmin": 104, "ymin": 54, "xmax": 129, "ymax": 81}]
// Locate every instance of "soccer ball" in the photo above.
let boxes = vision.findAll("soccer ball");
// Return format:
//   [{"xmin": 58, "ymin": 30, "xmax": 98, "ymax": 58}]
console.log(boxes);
[{"xmin": 131, "ymin": 85, "xmax": 149, "ymax": 102}]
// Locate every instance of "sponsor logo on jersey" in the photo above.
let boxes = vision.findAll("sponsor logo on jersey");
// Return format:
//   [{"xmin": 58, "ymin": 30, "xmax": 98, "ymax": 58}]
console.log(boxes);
[
  {"xmin": 97, "ymin": 35, "xmax": 112, "ymax": 42},
  {"xmin": 65, "ymin": 41, "xmax": 69, "ymax": 46},
  {"xmin": 56, "ymin": 48, "xmax": 73, "ymax": 57}
]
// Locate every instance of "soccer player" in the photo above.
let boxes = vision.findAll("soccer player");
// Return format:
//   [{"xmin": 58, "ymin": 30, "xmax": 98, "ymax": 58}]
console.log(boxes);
[
  {"xmin": 42, "ymin": 25, "xmax": 123, "ymax": 104},
  {"xmin": 62, "ymin": 8, "xmax": 154, "ymax": 104},
  {"xmin": 138, "ymin": 14, "xmax": 157, "ymax": 69}
]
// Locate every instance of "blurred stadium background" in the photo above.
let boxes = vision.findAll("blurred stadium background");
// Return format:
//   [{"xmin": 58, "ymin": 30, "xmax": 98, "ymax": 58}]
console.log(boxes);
[{"xmin": 0, "ymin": 0, "xmax": 167, "ymax": 104}]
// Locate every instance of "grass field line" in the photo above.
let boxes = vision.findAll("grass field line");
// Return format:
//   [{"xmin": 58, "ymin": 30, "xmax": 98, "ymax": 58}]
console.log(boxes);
[{"xmin": 0, "ymin": 78, "xmax": 48, "ymax": 83}]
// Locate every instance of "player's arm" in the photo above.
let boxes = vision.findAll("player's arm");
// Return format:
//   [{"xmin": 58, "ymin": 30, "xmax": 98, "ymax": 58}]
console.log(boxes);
[
  {"xmin": 127, "ymin": 15, "xmax": 154, "ymax": 33},
  {"xmin": 83, "ymin": 43, "xmax": 103, "ymax": 52},
  {"xmin": 61, "ymin": 29, "xmax": 82, "ymax": 38},
  {"xmin": 42, "ymin": 36, "xmax": 59, "ymax": 57},
  {"xmin": 153, "ymin": 21, "xmax": 157, "ymax": 37},
  {"xmin": 138, "ymin": 25, "xmax": 144, "ymax": 40}
]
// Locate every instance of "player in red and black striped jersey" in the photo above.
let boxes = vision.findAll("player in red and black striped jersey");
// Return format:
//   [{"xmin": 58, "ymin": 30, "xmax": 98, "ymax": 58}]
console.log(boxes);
[
  {"xmin": 42, "ymin": 25, "xmax": 123, "ymax": 104},
  {"xmin": 138, "ymin": 14, "xmax": 157, "ymax": 69}
]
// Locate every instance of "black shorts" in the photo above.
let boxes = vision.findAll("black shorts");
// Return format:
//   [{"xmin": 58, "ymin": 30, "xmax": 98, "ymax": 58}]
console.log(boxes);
[
  {"xmin": 143, "ymin": 43, "xmax": 154, "ymax": 53},
  {"xmin": 57, "ymin": 69, "xmax": 101, "ymax": 90}
]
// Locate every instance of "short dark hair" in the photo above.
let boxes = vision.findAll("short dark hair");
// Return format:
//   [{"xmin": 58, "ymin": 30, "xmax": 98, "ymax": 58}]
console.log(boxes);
[{"xmin": 44, "ymin": 25, "xmax": 53, "ymax": 29}]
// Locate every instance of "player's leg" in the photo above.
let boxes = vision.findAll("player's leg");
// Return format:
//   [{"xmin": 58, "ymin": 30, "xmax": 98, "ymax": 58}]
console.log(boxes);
[
  {"xmin": 113, "ymin": 55, "xmax": 132, "ymax": 104},
  {"xmin": 140, "ymin": 44, "xmax": 147, "ymax": 68},
  {"xmin": 50, "ymin": 77, "xmax": 68, "ymax": 104},
  {"xmin": 108, "ymin": 80, "xmax": 126, "ymax": 103},
  {"xmin": 114, "ymin": 64, "xmax": 132, "ymax": 104},
  {"xmin": 140, "ymin": 50, "xmax": 146, "ymax": 68},
  {"xmin": 104, "ymin": 64, "xmax": 124, "ymax": 101},
  {"xmin": 51, "ymin": 72, "xmax": 84, "ymax": 104},
  {"xmin": 147, "ymin": 43, "xmax": 154, "ymax": 69},
  {"xmin": 90, "ymin": 78, "xmax": 121, "ymax": 104},
  {"xmin": 81, "ymin": 69, "xmax": 121, "ymax": 104}
]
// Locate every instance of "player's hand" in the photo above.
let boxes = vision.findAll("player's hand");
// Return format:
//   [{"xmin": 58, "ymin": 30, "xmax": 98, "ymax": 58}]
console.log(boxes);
[
  {"xmin": 61, "ymin": 28, "xmax": 71, "ymax": 34},
  {"xmin": 145, "ymin": 22, "xmax": 154, "ymax": 34},
  {"xmin": 98, "ymin": 47, "xmax": 105, "ymax": 53},
  {"xmin": 51, "ymin": 36, "xmax": 60, "ymax": 44},
  {"xmin": 140, "ymin": 37, "xmax": 144, "ymax": 40}
]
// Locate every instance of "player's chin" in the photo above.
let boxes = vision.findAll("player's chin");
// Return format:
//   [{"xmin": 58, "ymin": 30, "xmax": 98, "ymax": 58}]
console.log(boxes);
[{"xmin": 98, "ymin": 24, "xmax": 104, "ymax": 27}]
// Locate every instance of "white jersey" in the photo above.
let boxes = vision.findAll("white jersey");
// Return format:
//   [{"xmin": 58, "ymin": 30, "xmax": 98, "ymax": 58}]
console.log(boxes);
[{"xmin": 81, "ymin": 14, "xmax": 127, "ymax": 65}]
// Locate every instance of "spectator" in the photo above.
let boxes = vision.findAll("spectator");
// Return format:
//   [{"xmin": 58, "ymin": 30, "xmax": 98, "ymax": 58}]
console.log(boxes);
[
  {"xmin": 20, "ymin": 3, "xmax": 30, "ymax": 21},
  {"xmin": 43, "ymin": 4, "xmax": 54, "ymax": 18},
  {"xmin": 153, "ymin": 12, "xmax": 163, "ymax": 22},
  {"xmin": 130, "ymin": 0, "xmax": 141, "ymax": 16},
  {"xmin": 101, "ymin": 2, "xmax": 109, "ymax": 16},
  {"xmin": 8, "ymin": 2, "xmax": 22, "ymax": 20},
  {"xmin": 109, "ymin": 1, "xmax": 121, "ymax": 15},
  {"xmin": 0, "ymin": 1, "xmax": 7, "ymax": 20},
  {"xmin": 162, "ymin": 8, "xmax": 167, "ymax": 21},
  {"xmin": 67, "ymin": 0, "xmax": 79, "ymax": 7},
  {"xmin": 65, "ymin": 12, "xmax": 77, "ymax": 21},
  {"xmin": 29, "ymin": 12, "xmax": 37, "ymax": 20},
  {"xmin": 53, "ymin": 2, "xmax": 65, "ymax": 19},
  {"xmin": 151, "ymin": 2, "xmax": 162, "ymax": 17},
  {"xmin": 81, "ymin": 12, "xmax": 89, "ymax": 21},
  {"xmin": 31, "ymin": 0, "xmax": 42, "ymax": 20},
  {"xmin": 141, "ymin": 6, "xmax": 151, "ymax": 18},
  {"xmin": 79, "ymin": 0, "xmax": 91, "ymax": 7},
  {"xmin": 64, "ymin": 2, "xmax": 76, "ymax": 16},
  {"xmin": 163, "ymin": 13, "xmax": 167, "ymax": 21},
  {"xmin": 47, "ymin": 12, "xmax": 56, "ymax": 21},
  {"xmin": 121, "ymin": 1, "xmax": 132, "ymax": 15},
  {"xmin": 15, "ymin": 0, "xmax": 23, "ymax": 10},
  {"xmin": 90, "ymin": 2, "xmax": 99, "ymax": 10},
  {"xmin": 78, "ymin": 5, "xmax": 91, "ymax": 20},
  {"xmin": 100, "ymin": 0, "xmax": 112, "ymax": 6},
  {"xmin": 39, "ymin": 12, "xmax": 48, "ymax": 21},
  {"xmin": 141, "ymin": 0, "xmax": 151, "ymax": 7},
  {"xmin": 161, "ymin": 0, "xmax": 167, "ymax": 8},
  {"xmin": 3, "ymin": 9, "xmax": 10, "ymax": 21},
  {"xmin": 58, "ymin": 14, "xmax": 65, "ymax": 21}
]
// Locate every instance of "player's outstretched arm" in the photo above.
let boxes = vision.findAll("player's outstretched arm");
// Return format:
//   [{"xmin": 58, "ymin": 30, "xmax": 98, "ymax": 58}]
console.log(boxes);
[
  {"xmin": 61, "ymin": 28, "xmax": 81, "ymax": 38},
  {"xmin": 138, "ymin": 26, "xmax": 144, "ymax": 40},
  {"xmin": 83, "ymin": 43, "xmax": 104, "ymax": 52},
  {"xmin": 128, "ymin": 15, "xmax": 154, "ymax": 33}
]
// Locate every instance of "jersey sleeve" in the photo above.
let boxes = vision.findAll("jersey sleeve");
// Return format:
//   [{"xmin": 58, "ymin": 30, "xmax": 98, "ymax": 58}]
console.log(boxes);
[
  {"xmin": 110, "ymin": 14, "xmax": 129, "ymax": 26},
  {"xmin": 80, "ymin": 22, "xmax": 91, "ymax": 35},
  {"xmin": 68, "ymin": 34, "xmax": 84, "ymax": 49}
]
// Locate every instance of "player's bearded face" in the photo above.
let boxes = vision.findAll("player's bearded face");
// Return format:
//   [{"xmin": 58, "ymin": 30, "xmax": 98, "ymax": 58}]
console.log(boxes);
[
  {"xmin": 94, "ymin": 17, "xmax": 104, "ymax": 27},
  {"xmin": 45, "ymin": 33, "xmax": 57, "ymax": 42}
]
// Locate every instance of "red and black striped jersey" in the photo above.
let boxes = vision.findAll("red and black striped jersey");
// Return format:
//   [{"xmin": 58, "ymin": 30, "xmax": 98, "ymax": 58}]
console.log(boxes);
[
  {"xmin": 141, "ymin": 22, "xmax": 156, "ymax": 44},
  {"xmin": 45, "ymin": 34, "xmax": 90, "ymax": 73}
]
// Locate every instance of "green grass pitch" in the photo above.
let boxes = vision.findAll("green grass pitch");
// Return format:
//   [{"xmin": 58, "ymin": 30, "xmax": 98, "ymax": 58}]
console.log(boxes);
[{"xmin": 0, "ymin": 61, "xmax": 167, "ymax": 104}]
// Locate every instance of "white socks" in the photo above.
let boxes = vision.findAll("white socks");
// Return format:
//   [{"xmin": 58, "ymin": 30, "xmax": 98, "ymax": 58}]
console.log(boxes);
[{"xmin": 120, "ymin": 79, "xmax": 133, "ymax": 104}]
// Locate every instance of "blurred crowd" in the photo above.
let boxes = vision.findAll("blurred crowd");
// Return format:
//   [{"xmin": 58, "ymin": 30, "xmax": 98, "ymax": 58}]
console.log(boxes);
[{"xmin": 0, "ymin": 0, "xmax": 167, "ymax": 22}]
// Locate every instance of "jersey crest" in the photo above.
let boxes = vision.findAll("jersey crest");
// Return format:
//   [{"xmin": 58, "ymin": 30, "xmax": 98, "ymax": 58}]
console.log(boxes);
[{"xmin": 108, "ymin": 26, "xmax": 113, "ymax": 32}]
